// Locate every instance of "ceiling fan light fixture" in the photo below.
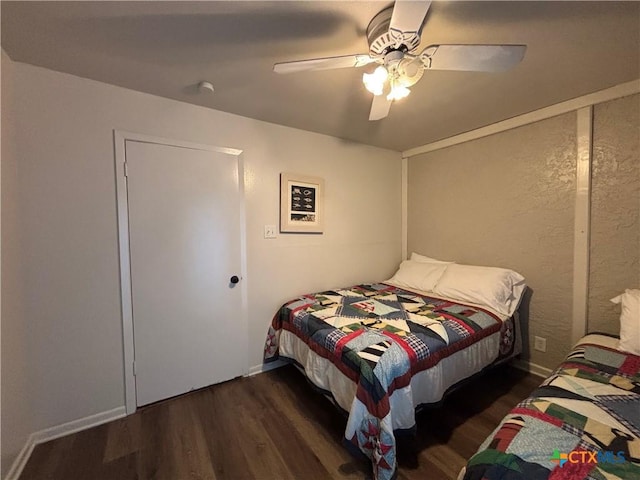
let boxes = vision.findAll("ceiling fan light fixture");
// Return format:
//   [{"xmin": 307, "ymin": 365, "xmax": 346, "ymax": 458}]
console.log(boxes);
[
  {"xmin": 362, "ymin": 65, "xmax": 388, "ymax": 95},
  {"xmin": 387, "ymin": 84, "xmax": 410, "ymax": 101},
  {"xmin": 272, "ymin": 1, "xmax": 526, "ymax": 121}
]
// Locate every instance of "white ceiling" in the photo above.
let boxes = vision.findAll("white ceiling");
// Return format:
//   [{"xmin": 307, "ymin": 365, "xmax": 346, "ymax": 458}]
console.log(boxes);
[{"xmin": 2, "ymin": 1, "xmax": 639, "ymax": 152}]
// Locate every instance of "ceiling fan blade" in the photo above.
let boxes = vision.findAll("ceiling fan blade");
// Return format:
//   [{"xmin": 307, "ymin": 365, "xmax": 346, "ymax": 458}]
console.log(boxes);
[
  {"xmin": 421, "ymin": 44, "xmax": 527, "ymax": 72},
  {"xmin": 369, "ymin": 94, "xmax": 392, "ymax": 121},
  {"xmin": 389, "ymin": 0, "xmax": 432, "ymax": 37},
  {"xmin": 274, "ymin": 54, "xmax": 375, "ymax": 74}
]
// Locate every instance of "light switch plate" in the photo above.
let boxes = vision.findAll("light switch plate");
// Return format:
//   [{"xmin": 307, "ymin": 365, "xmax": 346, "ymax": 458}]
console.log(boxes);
[{"xmin": 264, "ymin": 225, "xmax": 277, "ymax": 239}]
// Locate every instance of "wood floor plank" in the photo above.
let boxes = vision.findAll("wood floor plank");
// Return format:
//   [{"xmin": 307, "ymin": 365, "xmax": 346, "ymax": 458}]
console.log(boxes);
[
  {"xmin": 245, "ymin": 390, "xmax": 331, "ymax": 479},
  {"xmin": 217, "ymin": 378, "xmax": 297, "ymax": 480},
  {"xmin": 20, "ymin": 364, "xmax": 540, "ymax": 480},
  {"xmin": 136, "ymin": 397, "xmax": 176, "ymax": 480},
  {"xmin": 54, "ymin": 422, "xmax": 108, "ymax": 480},
  {"xmin": 19, "ymin": 432, "xmax": 75, "ymax": 480},
  {"xmin": 95, "ymin": 452, "xmax": 139, "ymax": 480},
  {"xmin": 257, "ymin": 371, "xmax": 370, "ymax": 479},
  {"xmin": 193, "ymin": 386, "xmax": 256, "ymax": 480},
  {"xmin": 97, "ymin": 453, "xmax": 141, "ymax": 480},
  {"xmin": 166, "ymin": 395, "xmax": 217, "ymax": 480},
  {"xmin": 103, "ymin": 411, "xmax": 141, "ymax": 463}
]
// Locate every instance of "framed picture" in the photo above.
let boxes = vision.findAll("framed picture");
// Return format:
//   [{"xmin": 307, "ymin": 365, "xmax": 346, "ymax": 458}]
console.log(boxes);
[{"xmin": 280, "ymin": 173, "xmax": 324, "ymax": 234}]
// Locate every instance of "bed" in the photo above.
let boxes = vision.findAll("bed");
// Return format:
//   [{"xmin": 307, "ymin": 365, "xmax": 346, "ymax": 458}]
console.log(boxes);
[
  {"xmin": 263, "ymin": 255, "xmax": 526, "ymax": 480},
  {"xmin": 460, "ymin": 288, "xmax": 640, "ymax": 480},
  {"xmin": 460, "ymin": 333, "xmax": 640, "ymax": 480}
]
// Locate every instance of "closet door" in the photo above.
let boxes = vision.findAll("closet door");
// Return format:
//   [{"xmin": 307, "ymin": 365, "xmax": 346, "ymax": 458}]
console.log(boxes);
[{"xmin": 125, "ymin": 139, "xmax": 245, "ymax": 406}]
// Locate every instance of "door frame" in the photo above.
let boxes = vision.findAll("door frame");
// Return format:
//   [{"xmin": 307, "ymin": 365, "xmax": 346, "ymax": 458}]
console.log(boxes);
[{"xmin": 113, "ymin": 130, "xmax": 248, "ymax": 414}]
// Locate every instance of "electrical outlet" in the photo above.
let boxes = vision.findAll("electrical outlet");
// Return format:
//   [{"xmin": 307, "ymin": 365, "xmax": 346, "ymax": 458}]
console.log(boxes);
[
  {"xmin": 264, "ymin": 225, "xmax": 277, "ymax": 239},
  {"xmin": 534, "ymin": 336, "xmax": 547, "ymax": 352}
]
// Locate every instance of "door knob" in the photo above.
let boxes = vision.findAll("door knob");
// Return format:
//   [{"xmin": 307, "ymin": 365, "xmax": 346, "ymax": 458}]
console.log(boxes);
[{"xmin": 230, "ymin": 275, "xmax": 240, "ymax": 284}]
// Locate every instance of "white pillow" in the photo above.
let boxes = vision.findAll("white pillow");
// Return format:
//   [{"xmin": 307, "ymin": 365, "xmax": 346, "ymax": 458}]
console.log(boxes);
[
  {"xmin": 433, "ymin": 263, "xmax": 526, "ymax": 317},
  {"xmin": 386, "ymin": 260, "xmax": 450, "ymax": 293},
  {"xmin": 611, "ymin": 289, "xmax": 640, "ymax": 356},
  {"xmin": 410, "ymin": 252, "xmax": 454, "ymax": 264}
]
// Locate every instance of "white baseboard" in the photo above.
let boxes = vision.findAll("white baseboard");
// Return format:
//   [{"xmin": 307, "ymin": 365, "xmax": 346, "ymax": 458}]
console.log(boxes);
[
  {"xmin": 4, "ymin": 406, "xmax": 126, "ymax": 480},
  {"xmin": 247, "ymin": 359, "xmax": 287, "ymax": 376},
  {"xmin": 512, "ymin": 358, "xmax": 553, "ymax": 378}
]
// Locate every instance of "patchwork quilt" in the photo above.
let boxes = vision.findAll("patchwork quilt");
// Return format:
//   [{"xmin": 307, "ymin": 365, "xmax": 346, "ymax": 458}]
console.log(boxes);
[
  {"xmin": 463, "ymin": 334, "xmax": 640, "ymax": 480},
  {"xmin": 264, "ymin": 283, "xmax": 515, "ymax": 480}
]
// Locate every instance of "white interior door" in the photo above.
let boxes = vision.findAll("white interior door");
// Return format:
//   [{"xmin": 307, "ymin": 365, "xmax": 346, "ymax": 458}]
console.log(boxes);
[{"xmin": 125, "ymin": 139, "xmax": 246, "ymax": 406}]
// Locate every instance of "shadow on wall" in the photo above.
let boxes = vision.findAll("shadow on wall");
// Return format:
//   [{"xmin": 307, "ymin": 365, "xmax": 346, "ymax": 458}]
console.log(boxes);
[{"xmin": 518, "ymin": 287, "xmax": 533, "ymax": 361}]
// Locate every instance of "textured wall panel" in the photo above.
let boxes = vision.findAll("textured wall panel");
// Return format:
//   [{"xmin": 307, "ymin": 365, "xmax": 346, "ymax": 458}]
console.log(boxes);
[
  {"xmin": 408, "ymin": 113, "xmax": 576, "ymax": 369},
  {"xmin": 589, "ymin": 94, "xmax": 640, "ymax": 334}
]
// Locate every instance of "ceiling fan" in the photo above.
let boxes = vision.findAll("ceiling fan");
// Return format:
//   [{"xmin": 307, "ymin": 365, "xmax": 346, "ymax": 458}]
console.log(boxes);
[{"xmin": 274, "ymin": 0, "xmax": 526, "ymax": 121}]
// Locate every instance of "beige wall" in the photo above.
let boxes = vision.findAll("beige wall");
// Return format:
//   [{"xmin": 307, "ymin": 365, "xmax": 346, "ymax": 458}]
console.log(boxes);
[
  {"xmin": 1, "ymin": 57, "xmax": 401, "ymax": 474},
  {"xmin": 589, "ymin": 94, "xmax": 640, "ymax": 333},
  {"xmin": 407, "ymin": 94, "xmax": 640, "ymax": 371},
  {"xmin": 1, "ymin": 50, "xmax": 32, "ymax": 476},
  {"xmin": 408, "ymin": 113, "xmax": 577, "ymax": 369}
]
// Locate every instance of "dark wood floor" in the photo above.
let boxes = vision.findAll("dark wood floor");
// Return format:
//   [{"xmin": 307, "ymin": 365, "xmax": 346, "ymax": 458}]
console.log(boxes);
[{"xmin": 20, "ymin": 364, "xmax": 541, "ymax": 480}]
